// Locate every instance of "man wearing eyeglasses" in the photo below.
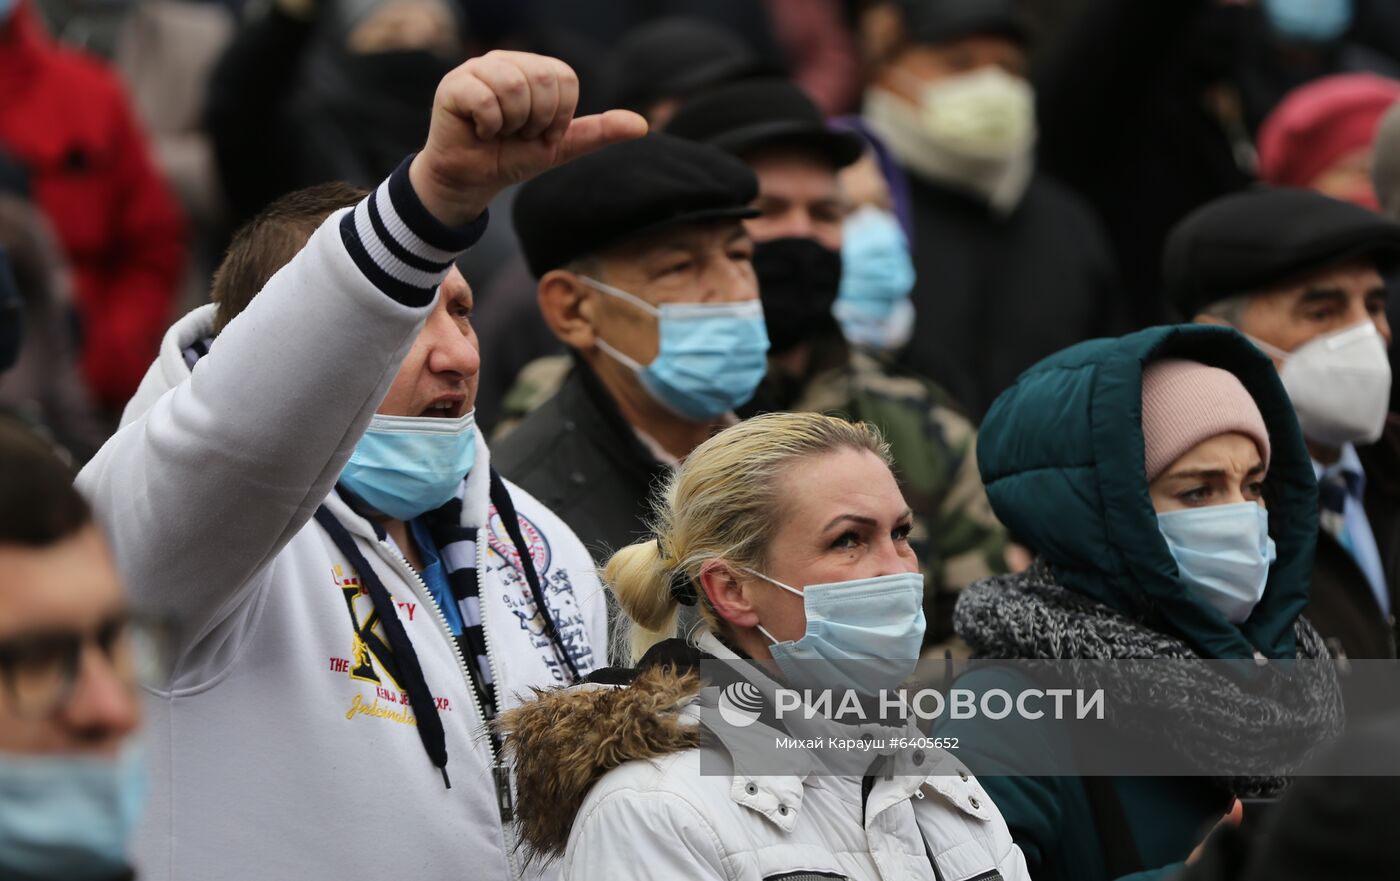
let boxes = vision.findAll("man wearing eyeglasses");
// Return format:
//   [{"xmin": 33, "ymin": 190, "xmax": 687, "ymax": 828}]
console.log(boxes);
[{"xmin": 0, "ymin": 418, "xmax": 145, "ymax": 880}]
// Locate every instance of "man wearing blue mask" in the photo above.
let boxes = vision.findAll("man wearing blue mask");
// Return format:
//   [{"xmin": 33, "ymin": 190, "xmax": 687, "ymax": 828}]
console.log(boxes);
[
  {"xmin": 0, "ymin": 419, "xmax": 146, "ymax": 881},
  {"xmin": 1167, "ymin": 185, "xmax": 1400, "ymax": 661},
  {"xmin": 76, "ymin": 51, "xmax": 645, "ymax": 881},
  {"xmin": 663, "ymin": 76, "xmax": 1014, "ymax": 653},
  {"xmin": 494, "ymin": 134, "xmax": 768, "ymax": 572}
]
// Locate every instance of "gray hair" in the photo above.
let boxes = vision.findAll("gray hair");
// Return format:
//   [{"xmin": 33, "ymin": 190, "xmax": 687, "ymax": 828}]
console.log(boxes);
[{"xmin": 1198, "ymin": 294, "xmax": 1251, "ymax": 327}]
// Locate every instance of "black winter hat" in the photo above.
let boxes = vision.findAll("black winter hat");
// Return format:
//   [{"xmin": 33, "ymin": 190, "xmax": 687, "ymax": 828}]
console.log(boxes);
[
  {"xmin": 605, "ymin": 16, "xmax": 767, "ymax": 112},
  {"xmin": 664, "ymin": 77, "xmax": 863, "ymax": 169},
  {"xmin": 1163, "ymin": 187, "xmax": 1400, "ymax": 318},
  {"xmin": 512, "ymin": 133, "xmax": 759, "ymax": 278},
  {"xmin": 893, "ymin": 0, "xmax": 1032, "ymax": 47}
]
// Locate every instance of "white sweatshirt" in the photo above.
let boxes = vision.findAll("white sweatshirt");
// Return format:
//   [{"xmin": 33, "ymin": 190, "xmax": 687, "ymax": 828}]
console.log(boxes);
[{"xmin": 77, "ymin": 165, "xmax": 608, "ymax": 881}]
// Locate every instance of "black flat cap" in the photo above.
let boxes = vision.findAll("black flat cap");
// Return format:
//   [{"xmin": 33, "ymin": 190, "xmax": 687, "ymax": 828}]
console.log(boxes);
[
  {"xmin": 1163, "ymin": 187, "xmax": 1400, "ymax": 317},
  {"xmin": 512, "ymin": 133, "xmax": 760, "ymax": 278},
  {"xmin": 893, "ymin": 0, "xmax": 1031, "ymax": 47},
  {"xmin": 664, "ymin": 78, "xmax": 864, "ymax": 169},
  {"xmin": 606, "ymin": 16, "xmax": 767, "ymax": 112}
]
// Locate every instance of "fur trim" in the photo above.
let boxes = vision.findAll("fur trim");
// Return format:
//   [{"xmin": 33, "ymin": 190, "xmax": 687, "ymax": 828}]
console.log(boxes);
[{"xmin": 495, "ymin": 665, "xmax": 704, "ymax": 861}]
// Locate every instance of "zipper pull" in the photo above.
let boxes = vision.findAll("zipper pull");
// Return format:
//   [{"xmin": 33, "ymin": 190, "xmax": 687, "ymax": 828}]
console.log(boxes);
[{"xmin": 493, "ymin": 760, "xmax": 515, "ymax": 822}]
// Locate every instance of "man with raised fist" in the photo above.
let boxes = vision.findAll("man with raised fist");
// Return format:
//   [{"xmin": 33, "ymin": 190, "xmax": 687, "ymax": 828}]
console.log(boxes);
[{"xmin": 77, "ymin": 52, "xmax": 645, "ymax": 881}]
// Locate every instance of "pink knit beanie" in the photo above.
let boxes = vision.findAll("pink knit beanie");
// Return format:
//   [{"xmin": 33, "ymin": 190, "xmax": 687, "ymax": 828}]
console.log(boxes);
[{"xmin": 1141, "ymin": 359, "xmax": 1271, "ymax": 482}]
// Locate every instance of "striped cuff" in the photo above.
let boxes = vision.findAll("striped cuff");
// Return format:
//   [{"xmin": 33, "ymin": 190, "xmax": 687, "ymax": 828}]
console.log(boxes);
[{"xmin": 339, "ymin": 155, "xmax": 490, "ymax": 307}]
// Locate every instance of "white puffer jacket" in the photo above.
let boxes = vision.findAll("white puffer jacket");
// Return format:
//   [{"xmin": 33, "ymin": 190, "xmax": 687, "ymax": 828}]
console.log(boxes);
[{"xmin": 499, "ymin": 631, "xmax": 1030, "ymax": 881}]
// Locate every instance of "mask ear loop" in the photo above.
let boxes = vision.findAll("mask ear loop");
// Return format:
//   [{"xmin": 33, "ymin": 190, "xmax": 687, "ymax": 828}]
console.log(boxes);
[
  {"xmin": 580, "ymin": 275, "xmax": 660, "ymax": 373},
  {"xmin": 739, "ymin": 567, "xmax": 804, "ymax": 645},
  {"xmin": 1243, "ymin": 333, "xmax": 1291, "ymax": 362},
  {"xmin": 579, "ymin": 275, "xmax": 661, "ymax": 317}
]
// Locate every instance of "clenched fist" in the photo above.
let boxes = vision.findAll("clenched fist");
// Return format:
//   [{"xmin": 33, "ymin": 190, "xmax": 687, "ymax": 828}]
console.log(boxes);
[{"xmin": 409, "ymin": 51, "xmax": 649, "ymax": 226}]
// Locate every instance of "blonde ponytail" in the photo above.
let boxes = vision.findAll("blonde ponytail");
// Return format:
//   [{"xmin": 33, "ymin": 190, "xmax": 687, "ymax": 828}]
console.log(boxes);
[{"xmin": 605, "ymin": 538, "xmax": 681, "ymax": 662}]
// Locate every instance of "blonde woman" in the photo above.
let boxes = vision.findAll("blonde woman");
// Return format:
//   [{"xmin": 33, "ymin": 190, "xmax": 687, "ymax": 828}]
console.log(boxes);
[{"xmin": 499, "ymin": 412, "xmax": 1029, "ymax": 881}]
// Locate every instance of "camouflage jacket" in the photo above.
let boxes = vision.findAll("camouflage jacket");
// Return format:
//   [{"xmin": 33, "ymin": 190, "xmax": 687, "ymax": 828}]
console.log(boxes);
[{"xmin": 495, "ymin": 341, "xmax": 1009, "ymax": 647}]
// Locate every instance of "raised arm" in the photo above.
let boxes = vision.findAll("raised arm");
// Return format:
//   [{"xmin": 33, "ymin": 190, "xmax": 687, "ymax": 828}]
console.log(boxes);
[{"xmin": 78, "ymin": 51, "xmax": 646, "ymax": 659}]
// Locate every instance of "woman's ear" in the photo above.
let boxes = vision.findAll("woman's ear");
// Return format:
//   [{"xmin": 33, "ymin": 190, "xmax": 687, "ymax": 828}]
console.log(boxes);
[
  {"xmin": 537, "ymin": 270, "xmax": 598, "ymax": 349},
  {"xmin": 700, "ymin": 562, "xmax": 760, "ymax": 629}
]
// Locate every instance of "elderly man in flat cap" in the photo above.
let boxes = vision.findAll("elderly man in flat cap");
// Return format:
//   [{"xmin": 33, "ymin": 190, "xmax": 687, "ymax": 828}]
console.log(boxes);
[
  {"xmin": 1165, "ymin": 186, "xmax": 1400, "ymax": 660},
  {"xmin": 494, "ymin": 134, "xmax": 768, "ymax": 595},
  {"xmin": 663, "ymin": 76, "xmax": 1013, "ymax": 654}
]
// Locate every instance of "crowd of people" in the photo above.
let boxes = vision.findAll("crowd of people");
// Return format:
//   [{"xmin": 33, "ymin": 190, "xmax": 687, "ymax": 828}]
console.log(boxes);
[{"xmin": 5, "ymin": 0, "xmax": 1400, "ymax": 879}]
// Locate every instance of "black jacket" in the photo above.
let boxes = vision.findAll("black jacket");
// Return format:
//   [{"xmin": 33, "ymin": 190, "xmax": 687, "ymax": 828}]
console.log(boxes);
[
  {"xmin": 1035, "ymin": 0, "xmax": 1254, "ymax": 328},
  {"xmin": 897, "ymin": 173, "xmax": 1126, "ymax": 420},
  {"xmin": 492, "ymin": 360, "xmax": 667, "ymax": 564},
  {"xmin": 205, "ymin": 6, "xmax": 447, "ymax": 224},
  {"xmin": 1306, "ymin": 419, "xmax": 1400, "ymax": 661}
]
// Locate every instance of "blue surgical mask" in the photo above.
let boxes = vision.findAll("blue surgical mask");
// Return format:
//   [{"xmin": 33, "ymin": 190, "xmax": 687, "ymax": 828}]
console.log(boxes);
[
  {"xmin": 339, "ymin": 410, "xmax": 476, "ymax": 520},
  {"xmin": 0, "ymin": 744, "xmax": 146, "ymax": 880},
  {"xmin": 1158, "ymin": 502, "xmax": 1277, "ymax": 624},
  {"xmin": 834, "ymin": 206, "xmax": 917, "ymax": 351},
  {"xmin": 745, "ymin": 569, "xmax": 926, "ymax": 695},
  {"xmin": 1262, "ymin": 0, "xmax": 1353, "ymax": 43},
  {"xmin": 583, "ymin": 277, "xmax": 770, "ymax": 422}
]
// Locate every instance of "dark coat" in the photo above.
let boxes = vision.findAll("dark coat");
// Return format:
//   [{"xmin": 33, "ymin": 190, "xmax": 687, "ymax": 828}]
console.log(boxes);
[
  {"xmin": 492, "ymin": 360, "xmax": 667, "ymax": 565},
  {"xmin": 1306, "ymin": 418, "xmax": 1400, "ymax": 661},
  {"xmin": 942, "ymin": 324, "xmax": 1319, "ymax": 881},
  {"xmin": 1035, "ymin": 0, "xmax": 1254, "ymax": 328},
  {"xmin": 1180, "ymin": 710, "xmax": 1400, "ymax": 881},
  {"xmin": 896, "ymin": 173, "xmax": 1127, "ymax": 420}
]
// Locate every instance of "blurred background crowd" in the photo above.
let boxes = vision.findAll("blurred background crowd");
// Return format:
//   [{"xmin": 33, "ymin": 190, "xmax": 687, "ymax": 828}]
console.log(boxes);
[
  {"xmin": 11, "ymin": 2, "xmax": 1400, "ymax": 879},
  {"xmin": 10, "ymin": 0, "xmax": 1400, "ymax": 457}
]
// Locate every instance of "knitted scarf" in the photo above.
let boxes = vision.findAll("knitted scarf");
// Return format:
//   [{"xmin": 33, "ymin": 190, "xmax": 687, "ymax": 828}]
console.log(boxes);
[{"xmin": 955, "ymin": 563, "xmax": 1345, "ymax": 798}]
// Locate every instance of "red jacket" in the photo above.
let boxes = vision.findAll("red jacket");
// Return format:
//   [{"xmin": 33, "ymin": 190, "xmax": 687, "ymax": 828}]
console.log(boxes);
[{"xmin": 0, "ymin": 2, "xmax": 186, "ymax": 408}]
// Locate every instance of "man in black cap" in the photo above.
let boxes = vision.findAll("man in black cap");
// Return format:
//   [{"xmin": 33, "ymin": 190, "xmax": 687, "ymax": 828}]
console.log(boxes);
[
  {"xmin": 663, "ymin": 76, "xmax": 1012, "ymax": 652},
  {"xmin": 494, "ymin": 134, "xmax": 768, "ymax": 573},
  {"xmin": 1166, "ymin": 185, "xmax": 1400, "ymax": 660},
  {"xmin": 859, "ymin": 0, "xmax": 1126, "ymax": 418},
  {"xmin": 465, "ymin": 17, "xmax": 767, "ymax": 436}
]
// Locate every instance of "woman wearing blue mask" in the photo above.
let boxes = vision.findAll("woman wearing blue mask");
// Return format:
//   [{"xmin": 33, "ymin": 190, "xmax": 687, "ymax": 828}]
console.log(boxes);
[
  {"xmin": 495, "ymin": 411, "xmax": 1030, "ymax": 881},
  {"xmin": 941, "ymin": 324, "xmax": 1343, "ymax": 881}
]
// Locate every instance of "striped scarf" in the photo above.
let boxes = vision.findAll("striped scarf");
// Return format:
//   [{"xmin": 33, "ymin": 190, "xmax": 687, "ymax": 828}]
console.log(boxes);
[{"xmin": 419, "ymin": 495, "xmax": 499, "ymax": 722}]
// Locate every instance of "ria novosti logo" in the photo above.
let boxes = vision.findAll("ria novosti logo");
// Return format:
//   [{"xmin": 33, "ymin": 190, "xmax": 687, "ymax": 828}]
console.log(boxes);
[{"xmin": 717, "ymin": 681, "xmax": 765, "ymax": 728}]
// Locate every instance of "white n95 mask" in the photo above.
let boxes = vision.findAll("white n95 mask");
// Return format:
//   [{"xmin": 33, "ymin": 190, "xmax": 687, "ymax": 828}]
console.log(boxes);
[{"xmin": 1250, "ymin": 320, "xmax": 1391, "ymax": 447}]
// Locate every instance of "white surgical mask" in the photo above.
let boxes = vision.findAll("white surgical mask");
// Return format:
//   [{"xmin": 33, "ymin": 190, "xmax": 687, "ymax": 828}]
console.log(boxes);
[
  {"xmin": 864, "ymin": 69, "xmax": 1036, "ymax": 212},
  {"xmin": 1249, "ymin": 320, "xmax": 1392, "ymax": 448}
]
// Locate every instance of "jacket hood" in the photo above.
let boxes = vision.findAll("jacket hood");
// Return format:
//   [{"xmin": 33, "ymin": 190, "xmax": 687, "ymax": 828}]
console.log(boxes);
[
  {"xmin": 976, "ymin": 324, "xmax": 1317, "ymax": 659},
  {"xmin": 119, "ymin": 303, "xmax": 217, "ymax": 430},
  {"xmin": 495, "ymin": 665, "xmax": 703, "ymax": 861}
]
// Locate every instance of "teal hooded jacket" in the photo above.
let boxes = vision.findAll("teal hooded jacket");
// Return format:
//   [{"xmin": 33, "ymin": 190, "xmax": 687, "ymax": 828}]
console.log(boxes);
[{"xmin": 939, "ymin": 325, "xmax": 1319, "ymax": 881}]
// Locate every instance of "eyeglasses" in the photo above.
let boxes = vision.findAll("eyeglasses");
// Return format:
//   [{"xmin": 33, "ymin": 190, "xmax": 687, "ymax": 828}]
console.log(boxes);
[{"xmin": 0, "ymin": 614, "xmax": 174, "ymax": 719}]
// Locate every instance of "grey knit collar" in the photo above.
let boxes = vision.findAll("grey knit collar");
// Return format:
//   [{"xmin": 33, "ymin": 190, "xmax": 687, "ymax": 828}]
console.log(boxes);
[{"xmin": 955, "ymin": 563, "xmax": 1345, "ymax": 797}]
